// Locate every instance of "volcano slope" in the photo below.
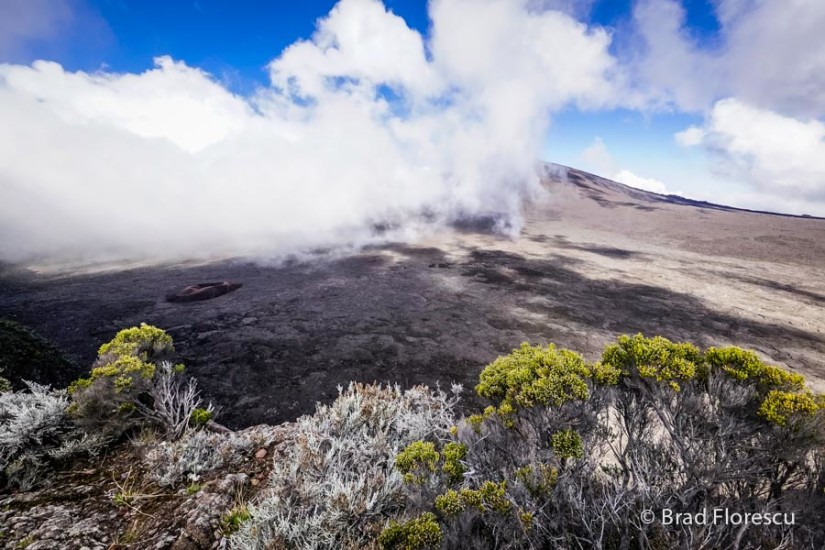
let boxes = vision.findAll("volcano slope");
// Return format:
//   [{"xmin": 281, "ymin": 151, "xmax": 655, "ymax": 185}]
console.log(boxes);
[{"xmin": 1, "ymin": 165, "xmax": 824, "ymax": 428}]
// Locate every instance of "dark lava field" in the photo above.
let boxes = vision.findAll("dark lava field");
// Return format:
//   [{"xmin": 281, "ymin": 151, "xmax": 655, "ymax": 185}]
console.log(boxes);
[{"xmin": 2, "ymin": 166, "xmax": 824, "ymax": 428}]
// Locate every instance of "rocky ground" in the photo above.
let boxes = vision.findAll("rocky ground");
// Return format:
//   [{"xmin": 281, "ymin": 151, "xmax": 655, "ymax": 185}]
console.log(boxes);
[
  {"xmin": 0, "ymin": 425, "xmax": 285, "ymax": 550},
  {"xmin": 1, "ymin": 165, "xmax": 824, "ymax": 429}
]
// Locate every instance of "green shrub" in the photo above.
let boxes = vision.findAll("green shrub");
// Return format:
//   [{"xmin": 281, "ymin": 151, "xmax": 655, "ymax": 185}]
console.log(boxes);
[
  {"xmin": 220, "ymin": 504, "xmax": 251, "ymax": 535},
  {"xmin": 378, "ymin": 512, "xmax": 442, "ymax": 550},
  {"xmin": 758, "ymin": 390, "xmax": 820, "ymax": 426},
  {"xmin": 68, "ymin": 324, "xmax": 209, "ymax": 440},
  {"xmin": 441, "ymin": 442, "xmax": 467, "ymax": 484},
  {"xmin": 97, "ymin": 323, "xmax": 173, "ymax": 360},
  {"xmin": 190, "ymin": 407, "xmax": 213, "ymax": 426},
  {"xmin": 601, "ymin": 333, "xmax": 702, "ymax": 390},
  {"xmin": 475, "ymin": 343, "xmax": 591, "ymax": 423},
  {"xmin": 706, "ymin": 346, "xmax": 806, "ymax": 391},
  {"xmin": 392, "ymin": 335, "xmax": 825, "ymax": 550},
  {"xmin": 397, "ymin": 441, "xmax": 440, "ymax": 484},
  {"xmin": 550, "ymin": 429, "xmax": 583, "ymax": 460}
]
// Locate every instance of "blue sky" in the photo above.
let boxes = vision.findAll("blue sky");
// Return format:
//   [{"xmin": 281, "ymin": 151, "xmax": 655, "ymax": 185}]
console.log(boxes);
[
  {"xmin": 5, "ymin": 1, "xmax": 723, "ymax": 90},
  {"xmin": 1, "ymin": 0, "xmax": 824, "ymax": 261}
]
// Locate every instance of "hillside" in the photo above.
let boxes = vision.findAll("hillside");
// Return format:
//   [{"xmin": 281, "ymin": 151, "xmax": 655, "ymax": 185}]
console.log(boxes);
[{"xmin": 1, "ymin": 164, "xmax": 824, "ymax": 429}]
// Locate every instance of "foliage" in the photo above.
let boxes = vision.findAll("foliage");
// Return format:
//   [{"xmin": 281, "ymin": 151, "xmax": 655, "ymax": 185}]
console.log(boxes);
[
  {"xmin": 440, "ymin": 442, "xmax": 467, "ymax": 484},
  {"xmin": 0, "ymin": 319, "xmax": 77, "ymax": 390},
  {"xmin": 600, "ymin": 333, "xmax": 702, "ymax": 390},
  {"xmin": 0, "ymin": 369, "xmax": 11, "ymax": 393},
  {"xmin": 396, "ymin": 441, "xmax": 440, "ymax": 484},
  {"xmin": 0, "ymin": 381, "xmax": 104, "ymax": 490},
  {"xmin": 221, "ymin": 505, "xmax": 252, "ymax": 535},
  {"xmin": 97, "ymin": 323, "xmax": 173, "ymax": 361},
  {"xmin": 141, "ymin": 429, "xmax": 252, "ymax": 487},
  {"xmin": 549, "ymin": 428, "xmax": 583, "ymax": 460},
  {"xmin": 378, "ymin": 512, "xmax": 442, "ymax": 550},
  {"xmin": 190, "ymin": 407, "xmax": 213, "ymax": 426},
  {"xmin": 5, "ymin": 322, "xmax": 824, "ymax": 549},
  {"xmin": 390, "ymin": 335, "xmax": 825, "ymax": 549},
  {"xmin": 475, "ymin": 343, "xmax": 591, "ymax": 424},
  {"xmin": 229, "ymin": 382, "xmax": 460, "ymax": 550},
  {"xmin": 69, "ymin": 324, "xmax": 211, "ymax": 439}
]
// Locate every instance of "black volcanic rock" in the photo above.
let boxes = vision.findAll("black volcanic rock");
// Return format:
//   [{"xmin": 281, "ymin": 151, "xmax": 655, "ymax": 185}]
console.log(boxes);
[
  {"xmin": 1, "ymin": 165, "xmax": 824, "ymax": 429},
  {"xmin": 166, "ymin": 281, "xmax": 242, "ymax": 303}
]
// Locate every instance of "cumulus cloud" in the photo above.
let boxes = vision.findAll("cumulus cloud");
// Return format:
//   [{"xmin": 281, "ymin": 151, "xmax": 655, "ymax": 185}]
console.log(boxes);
[
  {"xmin": 676, "ymin": 98, "xmax": 825, "ymax": 201},
  {"xmin": 0, "ymin": 0, "xmax": 620, "ymax": 264},
  {"xmin": 631, "ymin": 0, "xmax": 825, "ymax": 117},
  {"xmin": 629, "ymin": 1, "xmax": 825, "ymax": 213},
  {"xmin": 613, "ymin": 169, "xmax": 670, "ymax": 195}
]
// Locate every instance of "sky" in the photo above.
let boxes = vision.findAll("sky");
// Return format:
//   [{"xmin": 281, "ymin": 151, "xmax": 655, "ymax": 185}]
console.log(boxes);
[{"xmin": 1, "ymin": 0, "xmax": 824, "ymax": 264}]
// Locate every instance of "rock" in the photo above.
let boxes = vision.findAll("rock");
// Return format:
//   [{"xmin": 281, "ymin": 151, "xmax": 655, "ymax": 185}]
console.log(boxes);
[
  {"xmin": 255, "ymin": 448, "xmax": 267, "ymax": 459},
  {"xmin": 171, "ymin": 474, "xmax": 249, "ymax": 550},
  {"xmin": 166, "ymin": 282, "xmax": 242, "ymax": 303}
]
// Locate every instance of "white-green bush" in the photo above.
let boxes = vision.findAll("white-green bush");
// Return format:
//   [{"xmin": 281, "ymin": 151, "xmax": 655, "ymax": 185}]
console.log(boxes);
[
  {"xmin": 0, "ymin": 381, "xmax": 104, "ymax": 489},
  {"xmin": 69, "ymin": 325, "xmax": 212, "ymax": 440},
  {"xmin": 388, "ymin": 336, "xmax": 825, "ymax": 550},
  {"xmin": 230, "ymin": 382, "xmax": 461, "ymax": 550},
  {"xmin": 143, "ymin": 429, "xmax": 253, "ymax": 487}
]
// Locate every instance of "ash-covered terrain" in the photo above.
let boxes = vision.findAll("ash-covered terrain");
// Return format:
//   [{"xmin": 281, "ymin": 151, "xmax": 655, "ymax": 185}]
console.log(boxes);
[{"xmin": 2, "ymin": 165, "xmax": 824, "ymax": 429}]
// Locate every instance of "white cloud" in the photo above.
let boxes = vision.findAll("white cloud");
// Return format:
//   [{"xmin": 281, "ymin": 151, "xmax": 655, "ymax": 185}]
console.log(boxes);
[
  {"xmin": 628, "ymin": 1, "xmax": 825, "ymax": 213},
  {"xmin": 631, "ymin": 0, "xmax": 825, "ymax": 117},
  {"xmin": 676, "ymin": 98, "xmax": 825, "ymax": 200},
  {"xmin": 1, "ymin": 57, "xmax": 251, "ymax": 153},
  {"xmin": 613, "ymin": 169, "xmax": 670, "ymax": 195},
  {"xmin": 0, "ymin": 0, "xmax": 621, "ymax": 264},
  {"xmin": 674, "ymin": 126, "xmax": 704, "ymax": 147},
  {"xmin": 268, "ymin": 0, "xmax": 439, "ymax": 99}
]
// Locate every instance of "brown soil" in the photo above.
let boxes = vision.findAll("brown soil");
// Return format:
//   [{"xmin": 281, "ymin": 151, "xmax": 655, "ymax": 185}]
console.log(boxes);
[{"xmin": 2, "ymin": 165, "xmax": 824, "ymax": 429}]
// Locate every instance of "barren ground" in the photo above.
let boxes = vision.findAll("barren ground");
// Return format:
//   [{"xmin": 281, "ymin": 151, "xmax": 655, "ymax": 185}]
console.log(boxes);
[{"xmin": 2, "ymin": 166, "xmax": 824, "ymax": 428}]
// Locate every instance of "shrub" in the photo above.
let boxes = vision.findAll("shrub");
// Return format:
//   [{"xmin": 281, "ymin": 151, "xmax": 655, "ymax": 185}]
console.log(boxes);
[
  {"xmin": 229, "ymin": 382, "xmax": 460, "ymax": 550},
  {"xmin": 396, "ymin": 441, "xmax": 440, "ymax": 484},
  {"xmin": 440, "ymin": 442, "xmax": 467, "ymax": 484},
  {"xmin": 221, "ymin": 505, "xmax": 252, "ymax": 535},
  {"xmin": 378, "ymin": 512, "xmax": 442, "ymax": 550},
  {"xmin": 390, "ymin": 335, "xmax": 825, "ymax": 549},
  {"xmin": 69, "ymin": 324, "xmax": 211, "ymax": 439},
  {"xmin": 475, "ymin": 343, "xmax": 592, "ymax": 423},
  {"xmin": 549, "ymin": 429, "xmax": 583, "ymax": 460},
  {"xmin": 0, "ymin": 381, "xmax": 105, "ymax": 490},
  {"xmin": 97, "ymin": 323, "xmax": 173, "ymax": 360},
  {"xmin": 190, "ymin": 407, "xmax": 213, "ymax": 426},
  {"xmin": 0, "ymin": 319, "xmax": 77, "ymax": 390},
  {"xmin": 141, "ymin": 429, "xmax": 253, "ymax": 487}
]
